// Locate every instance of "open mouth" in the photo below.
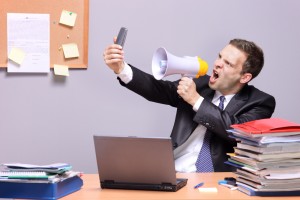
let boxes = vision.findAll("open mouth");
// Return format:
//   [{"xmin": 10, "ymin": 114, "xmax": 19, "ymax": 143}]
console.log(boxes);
[
  {"xmin": 213, "ymin": 70, "xmax": 219, "ymax": 79},
  {"xmin": 209, "ymin": 69, "xmax": 219, "ymax": 84},
  {"xmin": 209, "ymin": 70, "xmax": 219, "ymax": 84}
]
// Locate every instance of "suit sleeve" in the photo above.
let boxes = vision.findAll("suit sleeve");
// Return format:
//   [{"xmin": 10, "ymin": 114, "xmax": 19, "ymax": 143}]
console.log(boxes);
[
  {"xmin": 193, "ymin": 88, "xmax": 276, "ymax": 143},
  {"xmin": 118, "ymin": 65, "xmax": 180, "ymax": 107}
]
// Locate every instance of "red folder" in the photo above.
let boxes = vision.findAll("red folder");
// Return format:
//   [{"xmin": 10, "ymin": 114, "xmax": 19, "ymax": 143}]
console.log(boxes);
[{"xmin": 231, "ymin": 118, "xmax": 300, "ymax": 134}]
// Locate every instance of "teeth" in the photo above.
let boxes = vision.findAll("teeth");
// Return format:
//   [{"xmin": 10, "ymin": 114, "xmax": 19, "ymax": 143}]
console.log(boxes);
[{"xmin": 214, "ymin": 71, "xmax": 219, "ymax": 78}]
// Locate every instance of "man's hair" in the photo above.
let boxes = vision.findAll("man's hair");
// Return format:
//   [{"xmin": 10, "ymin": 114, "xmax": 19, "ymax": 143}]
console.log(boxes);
[{"xmin": 229, "ymin": 39, "xmax": 264, "ymax": 80}]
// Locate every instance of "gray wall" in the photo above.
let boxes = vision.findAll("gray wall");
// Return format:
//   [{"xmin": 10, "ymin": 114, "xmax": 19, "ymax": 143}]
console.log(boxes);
[{"xmin": 1, "ymin": 0, "xmax": 299, "ymax": 173}]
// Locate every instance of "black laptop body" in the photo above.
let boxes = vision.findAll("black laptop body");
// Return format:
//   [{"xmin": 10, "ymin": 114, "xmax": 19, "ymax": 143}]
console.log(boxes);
[{"xmin": 93, "ymin": 136, "xmax": 188, "ymax": 192}]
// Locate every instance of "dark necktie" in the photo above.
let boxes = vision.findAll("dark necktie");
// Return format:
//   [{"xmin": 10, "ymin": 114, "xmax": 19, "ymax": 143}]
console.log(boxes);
[{"xmin": 195, "ymin": 96, "xmax": 225, "ymax": 172}]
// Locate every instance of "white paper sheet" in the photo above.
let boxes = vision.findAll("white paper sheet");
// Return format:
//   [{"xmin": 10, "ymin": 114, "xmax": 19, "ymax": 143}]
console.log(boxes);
[
  {"xmin": 265, "ymin": 172, "xmax": 300, "ymax": 179},
  {"xmin": 7, "ymin": 13, "xmax": 50, "ymax": 73}
]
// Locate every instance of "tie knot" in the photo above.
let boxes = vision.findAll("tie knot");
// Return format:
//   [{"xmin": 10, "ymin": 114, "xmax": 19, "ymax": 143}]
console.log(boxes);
[
  {"xmin": 220, "ymin": 95, "xmax": 225, "ymax": 102},
  {"xmin": 218, "ymin": 96, "xmax": 225, "ymax": 110}
]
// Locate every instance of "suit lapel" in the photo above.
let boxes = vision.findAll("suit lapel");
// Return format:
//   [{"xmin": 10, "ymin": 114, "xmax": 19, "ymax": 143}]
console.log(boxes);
[
  {"xmin": 225, "ymin": 85, "xmax": 249, "ymax": 114},
  {"xmin": 225, "ymin": 96, "xmax": 245, "ymax": 114},
  {"xmin": 201, "ymin": 88, "xmax": 215, "ymax": 102},
  {"xmin": 200, "ymin": 83, "xmax": 250, "ymax": 114}
]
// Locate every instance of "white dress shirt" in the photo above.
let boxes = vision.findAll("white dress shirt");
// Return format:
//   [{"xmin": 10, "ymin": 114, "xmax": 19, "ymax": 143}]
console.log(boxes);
[
  {"xmin": 174, "ymin": 91, "xmax": 234, "ymax": 172},
  {"xmin": 117, "ymin": 63, "xmax": 235, "ymax": 172}
]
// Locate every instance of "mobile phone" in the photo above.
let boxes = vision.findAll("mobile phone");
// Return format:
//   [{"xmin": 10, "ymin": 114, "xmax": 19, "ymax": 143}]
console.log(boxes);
[{"xmin": 115, "ymin": 27, "xmax": 128, "ymax": 47}]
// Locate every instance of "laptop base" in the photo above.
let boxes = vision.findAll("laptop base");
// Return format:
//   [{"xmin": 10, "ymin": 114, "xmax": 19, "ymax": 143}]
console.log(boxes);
[{"xmin": 101, "ymin": 178, "xmax": 188, "ymax": 192}]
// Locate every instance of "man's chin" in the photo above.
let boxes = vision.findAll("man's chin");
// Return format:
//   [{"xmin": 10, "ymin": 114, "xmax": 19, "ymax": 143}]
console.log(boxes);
[{"xmin": 208, "ymin": 82, "xmax": 217, "ymax": 90}]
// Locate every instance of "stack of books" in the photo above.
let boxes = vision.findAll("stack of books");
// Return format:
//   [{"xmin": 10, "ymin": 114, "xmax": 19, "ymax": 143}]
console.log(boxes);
[
  {"xmin": 0, "ymin": 163, "xmax": 83, "ymax": 199},
  {"xmin": 226, "ymin": 118, "xmax": 300, "ymax": 196}
]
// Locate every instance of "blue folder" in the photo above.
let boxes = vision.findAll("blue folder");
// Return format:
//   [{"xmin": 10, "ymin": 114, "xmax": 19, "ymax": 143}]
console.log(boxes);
[{"xmin": 0, "ymin": 175, "xmax": 83, "ymax": 199}]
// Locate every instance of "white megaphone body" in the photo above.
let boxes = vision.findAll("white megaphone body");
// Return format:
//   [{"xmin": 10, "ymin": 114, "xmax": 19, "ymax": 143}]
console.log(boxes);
[{"xmin": 152, "ymin": 47, "xmax": 208, "ymax": 80}]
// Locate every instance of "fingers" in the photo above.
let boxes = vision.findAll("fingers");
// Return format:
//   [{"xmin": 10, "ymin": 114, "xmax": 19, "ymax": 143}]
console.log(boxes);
[
  {"xmin": 103, "ymin": 44, "xmax": 124, "ymax": 63},
  {"xmin": 177, "ymin": 77, "xmax": 195, "ymax": 96},
  {"xmin": 177, "ymin": 77, "xmax": 191, "ymax": 96},
  {"xmin": 177, "ymin": 85, "xmax": 188, "ymax": 97},
  {"xmin": 178, "ymin": 77, "xmax": 193, "ymax": 90},
  {"xmin": 177, "ymin": 77, "xmax": 200, "ymax": 106}
]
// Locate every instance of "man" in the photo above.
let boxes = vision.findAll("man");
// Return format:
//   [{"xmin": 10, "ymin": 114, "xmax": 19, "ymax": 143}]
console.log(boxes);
[{"xmin": 103, "ymin": 38, "xmax": 276, "ymax": 172}]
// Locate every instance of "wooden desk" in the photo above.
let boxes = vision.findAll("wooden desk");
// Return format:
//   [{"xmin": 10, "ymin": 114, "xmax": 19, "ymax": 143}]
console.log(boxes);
[{"xmin": 61, "ymin": 173, "xmax": 295, "ymax": 200}]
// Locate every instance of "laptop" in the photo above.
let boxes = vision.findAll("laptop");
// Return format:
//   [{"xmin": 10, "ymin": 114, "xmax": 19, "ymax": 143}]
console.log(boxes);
[{"xmin": 93, "ymin": 135, "xmax": 188, "ymax": 192}]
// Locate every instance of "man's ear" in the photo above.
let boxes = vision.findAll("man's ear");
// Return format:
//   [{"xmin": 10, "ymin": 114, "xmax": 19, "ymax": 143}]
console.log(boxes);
[{"xmin": 240, "ymin": 73, "xmax": 252, "ymax": 84}]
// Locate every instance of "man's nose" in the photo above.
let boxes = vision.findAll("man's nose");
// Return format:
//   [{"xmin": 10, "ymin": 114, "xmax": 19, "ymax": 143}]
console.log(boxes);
[{"xmin": 214, "ymin": 59, "xmax": 223, "ymax": 69}]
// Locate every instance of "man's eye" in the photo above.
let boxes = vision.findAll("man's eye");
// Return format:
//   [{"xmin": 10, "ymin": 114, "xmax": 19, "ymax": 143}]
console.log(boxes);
[{"xmin": 225, "ymin": 61, "xmax": 233, "ymax": 67}]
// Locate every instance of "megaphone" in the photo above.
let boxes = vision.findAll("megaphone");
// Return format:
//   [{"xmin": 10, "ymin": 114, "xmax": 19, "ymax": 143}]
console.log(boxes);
[{"xmin": 152, "ymin": 47, "xmax": 208, "ymax": 80}]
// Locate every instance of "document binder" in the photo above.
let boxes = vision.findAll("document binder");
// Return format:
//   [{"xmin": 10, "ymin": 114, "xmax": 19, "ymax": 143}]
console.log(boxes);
[
  {"xmin": 0, "ymin": 175, "xmax": 83, "ymax": 199},
  {"xmin": 237, "ymin": 183, "xmax": 300, "ymax": 196},
  {"xmin": 230, "ymin": 118, "xmax": 300, "ymax": 135}
]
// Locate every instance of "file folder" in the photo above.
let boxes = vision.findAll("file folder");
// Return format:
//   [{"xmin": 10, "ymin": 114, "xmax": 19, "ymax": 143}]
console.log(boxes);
[
  {"xmin": 0, "ymin": 175, "xmax": 83, "ymax": 199},
  {"xmin": 237, "ymin": 183, "xmax": 300, "ymax": 196},
  {"xmin": 230, "ymin": 118, "xmax": 300, "ymax": 135}
]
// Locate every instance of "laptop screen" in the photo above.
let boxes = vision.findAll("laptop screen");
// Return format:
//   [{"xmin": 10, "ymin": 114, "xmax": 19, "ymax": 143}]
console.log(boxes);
[{"xmin": 93, "ymin": 136, "xmax": 178, "ymax": 185}]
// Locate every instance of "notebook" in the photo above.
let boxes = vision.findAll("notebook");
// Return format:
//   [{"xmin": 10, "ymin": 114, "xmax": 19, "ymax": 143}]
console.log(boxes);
[{"xmin": 93, "ymin": 135, "xmax": 188, "ymax": 192}]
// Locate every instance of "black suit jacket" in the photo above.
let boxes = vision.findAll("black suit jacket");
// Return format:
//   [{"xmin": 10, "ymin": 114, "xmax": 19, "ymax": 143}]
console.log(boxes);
[{"xmin": 119, "ymin": 65, "xmax": 276, "ymax": 172}]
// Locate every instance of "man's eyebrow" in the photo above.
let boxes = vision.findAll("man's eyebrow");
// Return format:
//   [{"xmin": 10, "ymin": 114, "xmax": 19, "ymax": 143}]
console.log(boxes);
[
  {"xmin": 224, "ymin": 58, "xmax": 234, "ymax": 66},
  {"xmin": 219, "ymin": 52, "xmax": 234, "ymax": 66}
]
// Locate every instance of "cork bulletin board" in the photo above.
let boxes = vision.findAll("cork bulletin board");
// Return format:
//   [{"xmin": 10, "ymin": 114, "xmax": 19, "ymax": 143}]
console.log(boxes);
[{"xmin": 0, "ymin": 0, "xmax": 89, "ymax": 69}]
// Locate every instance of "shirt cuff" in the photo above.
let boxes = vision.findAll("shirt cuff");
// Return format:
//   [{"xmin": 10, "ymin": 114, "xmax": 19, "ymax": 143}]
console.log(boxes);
[
  {"xmin": 193, "ymin": 96, "xmax": 204, "ymax": 111},
  {"xmin": 117, "ymin": 62, "xmax": 133, "ymax": 84}
]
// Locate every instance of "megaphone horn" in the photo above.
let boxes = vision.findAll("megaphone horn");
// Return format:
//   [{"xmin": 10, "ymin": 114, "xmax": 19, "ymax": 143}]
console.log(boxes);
[{"xmin": 152, "ymin": 47, "xmax": 208, "ymax": 80}]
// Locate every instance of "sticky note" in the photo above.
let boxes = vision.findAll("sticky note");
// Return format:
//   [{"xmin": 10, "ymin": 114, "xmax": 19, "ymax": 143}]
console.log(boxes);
[
  {"xmin": 59, "ymin": 10, "xmax": 77, "ymax": 27},
  {"xmin": 54, "ymin": 64, "xmax": 69, "ymax": 76},
  {"xmin": 62, "ymin": 43, "xmax": 79, "ymax": 58},
  {"xmin": 8, "ymin": 48, "xmax": 26, "ymax": 65}
]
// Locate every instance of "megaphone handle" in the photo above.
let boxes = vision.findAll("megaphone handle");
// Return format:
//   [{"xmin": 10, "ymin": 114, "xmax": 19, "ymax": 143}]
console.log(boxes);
[{"xmin": 177, "ymin": 76, "xmax": 193, "ymax": 99}]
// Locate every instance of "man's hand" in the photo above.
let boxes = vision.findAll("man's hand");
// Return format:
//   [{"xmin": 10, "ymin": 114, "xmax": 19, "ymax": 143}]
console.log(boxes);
[
  {"xmin": 103, "ymin": 37, "xmax": 125, "ymax": 74},
  {"xmin": 177, "ymin": 77, "xmax": 201, "ymax": 106}
]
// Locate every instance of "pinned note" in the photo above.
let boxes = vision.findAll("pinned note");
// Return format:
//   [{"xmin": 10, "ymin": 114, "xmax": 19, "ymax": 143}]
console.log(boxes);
[
  {"xmin": 8, "ymin": 48, "xmax": 26, "ymax": 65},
  {"xmin": 54, "ymin": 64, "xmax": 69, "ymax": 76},
  {"xmin": 59, "ymin": 10, "xmax": 77, "ymax": 27},
  {"xmin": 62, "ymin": 43, "xmax": 79, "ymax": 58}
]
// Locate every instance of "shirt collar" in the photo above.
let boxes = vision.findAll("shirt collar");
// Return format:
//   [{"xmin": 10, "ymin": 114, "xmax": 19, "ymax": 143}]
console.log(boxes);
[{"xmin": 212, "ymin": 91, "xmax": 235, "ymax": 108}]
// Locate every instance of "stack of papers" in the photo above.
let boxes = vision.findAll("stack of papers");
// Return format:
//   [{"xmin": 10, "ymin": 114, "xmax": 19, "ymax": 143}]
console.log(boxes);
[
  {"xmin": 226, "ymin": 118, "xmax": 300, "ymax": 196},
  {"xmin": 0, "ymin": 162, "xmax": 83, "ymax": 199},
  {"xmin": 0, "ymin": 163, "xmax": 80, "ymax": 183}
]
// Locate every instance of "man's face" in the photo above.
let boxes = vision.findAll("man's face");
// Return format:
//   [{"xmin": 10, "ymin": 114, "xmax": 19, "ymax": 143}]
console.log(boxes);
[{"xmin": 209, "ymin": 44, "xmax": 248, "ymax": 95}]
